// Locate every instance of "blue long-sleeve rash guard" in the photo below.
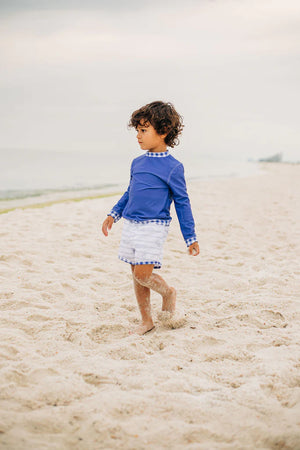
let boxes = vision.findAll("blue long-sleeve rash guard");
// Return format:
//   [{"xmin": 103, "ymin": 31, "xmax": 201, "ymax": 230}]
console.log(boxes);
[{"xmin": 109, "ymin": 151, "xmax": 197, "ymax": 247}]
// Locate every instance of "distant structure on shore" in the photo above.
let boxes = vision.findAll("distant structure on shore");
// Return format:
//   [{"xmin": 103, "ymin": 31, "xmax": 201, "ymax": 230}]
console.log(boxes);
[{"xmin": 259, "ymin": 153, "xmax": 282, "ymax": 163}]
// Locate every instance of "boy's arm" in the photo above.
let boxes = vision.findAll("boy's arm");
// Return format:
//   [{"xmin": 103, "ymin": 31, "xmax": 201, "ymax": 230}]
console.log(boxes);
[
  {"xmin": 108, "ymin": 161, "xmax": 133, "ymax": 222},
  {"xmin": 169, "ymin": 163, "xmax": 198, "ymax": 249},
  {"xmin": 108, "ymin": 187, "xmax": 130, "ymax": 223},
  {"xmin": 102, "ymin": 187, "xmax": 130, "ymax": 236},
  {"xmin": 102, "ymin": 215, "xmax": 114, "ymax": 236},
  {"xmin": 102, "ymin": 163, "xmax": 133, "ymax": 236}
]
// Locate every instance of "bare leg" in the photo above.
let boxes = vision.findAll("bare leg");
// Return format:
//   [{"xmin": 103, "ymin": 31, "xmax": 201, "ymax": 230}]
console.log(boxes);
[
  {"xmin": 133, "ymin": 265, "xmax": 176, "ymax": 314},
  {"xmin": 131, "ymin": 265, "xmax": 154, "ymax": 335}
]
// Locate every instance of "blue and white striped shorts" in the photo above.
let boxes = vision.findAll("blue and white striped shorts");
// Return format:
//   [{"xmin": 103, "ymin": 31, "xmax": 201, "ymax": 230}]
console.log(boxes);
[{"xmin": 118, "ymin": 219, "xmax": 169, "ymax": 269}]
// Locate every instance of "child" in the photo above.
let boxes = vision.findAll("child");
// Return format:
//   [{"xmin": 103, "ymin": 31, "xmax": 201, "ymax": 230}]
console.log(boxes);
[{"xmin": 102, "ymin": 101, "xmax": 199, "ymax": 335}]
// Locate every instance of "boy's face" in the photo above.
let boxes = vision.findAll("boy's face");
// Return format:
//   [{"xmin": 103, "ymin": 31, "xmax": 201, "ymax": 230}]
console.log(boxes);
[{"xmin": 136, "ymin": 121, "xmax": 167, "ymax": 153}]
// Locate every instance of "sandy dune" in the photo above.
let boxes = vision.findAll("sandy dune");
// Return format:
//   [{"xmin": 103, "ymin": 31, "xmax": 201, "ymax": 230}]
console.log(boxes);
[{"xmin": 0, "ymin": 163, "xmax": 299, "ymax": 449}]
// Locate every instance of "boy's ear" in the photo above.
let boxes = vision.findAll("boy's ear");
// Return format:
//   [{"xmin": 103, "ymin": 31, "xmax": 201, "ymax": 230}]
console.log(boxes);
[{"xmin": 160, "ymin": 128, "xmax": 168, "ymax": 138}]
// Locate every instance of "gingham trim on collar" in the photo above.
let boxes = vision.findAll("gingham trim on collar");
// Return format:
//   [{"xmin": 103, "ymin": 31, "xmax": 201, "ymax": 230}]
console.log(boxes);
[{"xmin": 146, "ymin": 150, "xmax": 170, "ymax": 158}]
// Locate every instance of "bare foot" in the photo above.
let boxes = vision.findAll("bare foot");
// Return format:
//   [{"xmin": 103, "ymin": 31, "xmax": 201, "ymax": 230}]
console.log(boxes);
[
  {"xmin": 130, "ymin": 321, "xmax": 155, "ymax": 335},
  {"xmin": 162, "ymin": 287, "xmax": 176, "ymax": 313}
]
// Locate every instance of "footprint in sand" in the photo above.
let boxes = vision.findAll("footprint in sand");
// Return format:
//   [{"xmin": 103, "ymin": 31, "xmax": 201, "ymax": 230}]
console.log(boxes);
[
  {"xmin": 94, "ymin": 302, "xmax": 114, "ymax": 312},
  {"xmin": 121, "ymin": 304, "xmax": 136, "ymax": 312},
  {"xmin": 81, "ymin": 373, "xmax": 114, "ymax": 387},
  {"xmin": 73, "ymin": 272, "xmax": 91, "ymax": 280},
  {"xmin": 0, "ymin": 291, "xmax": 14, "ymax": 300},
  {"xmin": 3, "ymin": 369, "xmax": 28, "ymax": 387},
  {"xmin": 260, "ymin": 375, "xmax": 300, "ymax": 409},
  {"xmin": 108, "ymin": 345, "xmax": 146, "ymax": 361},
  {"xmin": 88, "ymin": 324, "xmax": 128, "ymax": 343},
  {"xmin": 184, "ymin": 335, "xmax": 225, "ymax": 354},
  {"xmin": 204, "ymin": 350, "xmax": 253, "ymax": 363},
  {"xmin": 237, "ymin": 310, "xmax": 287, "ymax": 329},
  {"xmin": 61, "ymin": 282, "xmax": 76, "ymax": 292},
  {"xmin": 0, "ymin": 345, "xmax": 19, "ymax": 360},
  {"xmin": 27, "ymin": 314, "xmax": 51, "ymax": 322},
  {"xmin": 24, "ymin": 417, "xmax": 65, "ymax": 434}
]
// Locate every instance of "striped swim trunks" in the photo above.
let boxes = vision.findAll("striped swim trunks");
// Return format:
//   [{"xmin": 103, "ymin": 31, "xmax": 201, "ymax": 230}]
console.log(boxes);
[{"xmin": 118, "ymin": 219, "xmax": 169, "ymax": 269}]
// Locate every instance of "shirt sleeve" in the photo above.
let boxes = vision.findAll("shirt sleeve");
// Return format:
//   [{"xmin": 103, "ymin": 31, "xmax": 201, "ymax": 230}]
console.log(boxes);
[
  {"xmin": 108, "ymin": 163, "xmax": 132, "ymax": 222},
  {"xmin": 168, "ymin": 163, "xmax": 197, "ymax": 246}
]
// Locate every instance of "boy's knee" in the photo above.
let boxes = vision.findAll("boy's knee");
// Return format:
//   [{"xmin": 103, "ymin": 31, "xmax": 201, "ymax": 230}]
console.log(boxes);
[
  {"xmin": 133, "ymin": 266, "xmax": 152, "ymax": 285},
  {"xmin": 133, "ymin": 271, "xmax": 150, "ymax": 285}
]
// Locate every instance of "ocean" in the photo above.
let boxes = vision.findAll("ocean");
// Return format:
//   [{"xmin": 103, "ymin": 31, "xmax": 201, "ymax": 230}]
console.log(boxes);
[{"xmin": 0, "ymin": 148, "xmax": 259, "ymax": 204}]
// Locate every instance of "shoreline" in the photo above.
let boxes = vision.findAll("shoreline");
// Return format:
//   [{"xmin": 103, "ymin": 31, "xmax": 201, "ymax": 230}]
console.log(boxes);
[
  {"xmin": 0, "ymin": 162, "xmax": 299, "ymax": 449},
  {"xmin": 0, "ymin": 160, "xmax": 265, "ymax": 215},
  {"xmin": 0, "ymin": 191, "xmax": 123, "ymax": 215}
]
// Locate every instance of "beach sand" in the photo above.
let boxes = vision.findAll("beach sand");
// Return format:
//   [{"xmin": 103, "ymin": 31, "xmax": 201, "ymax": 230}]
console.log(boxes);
[{"xmin": 0, "ymin": 163, "xmax": 299, "ymax": 449}]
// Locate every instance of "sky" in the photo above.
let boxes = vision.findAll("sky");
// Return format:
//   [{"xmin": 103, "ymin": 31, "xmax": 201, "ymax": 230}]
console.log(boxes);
[{"xmin": 0, "ymin": 0, "xmax": 299, "ymax": 162}]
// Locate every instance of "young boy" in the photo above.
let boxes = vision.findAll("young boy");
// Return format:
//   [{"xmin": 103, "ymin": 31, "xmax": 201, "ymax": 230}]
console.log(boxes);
[{"xmin": 102, "ymin": 101, "xmax": 199, "ymax": 335}]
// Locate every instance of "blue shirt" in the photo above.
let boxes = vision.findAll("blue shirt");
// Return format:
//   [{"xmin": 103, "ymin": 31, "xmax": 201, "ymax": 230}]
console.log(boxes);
[{"xmin": 109, "ymin": 150, "xmax": 197, "ymax": 246}]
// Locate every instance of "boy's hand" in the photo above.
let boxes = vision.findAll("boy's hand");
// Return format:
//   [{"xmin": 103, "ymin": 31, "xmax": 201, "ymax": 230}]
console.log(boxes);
[
  {"xmin": 102, "ymin": 216, "xmax": 114, "ymax": 236},
  {"xmin": 188, "ymin": 242, "xmax": 200, "ymax": 256}
]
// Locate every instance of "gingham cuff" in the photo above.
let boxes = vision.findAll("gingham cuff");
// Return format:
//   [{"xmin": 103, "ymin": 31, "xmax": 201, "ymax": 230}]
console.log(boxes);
[
  {"xmin": 108, "ymin": 210, "xmax": 121, "ymax": 223},
  {"xmin": 185, "ymin": 237, "xmax": 198, "ymax": 247}
]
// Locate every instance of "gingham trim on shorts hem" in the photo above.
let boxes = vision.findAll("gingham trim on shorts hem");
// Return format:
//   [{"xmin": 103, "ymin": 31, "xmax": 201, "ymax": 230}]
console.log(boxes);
[{"xmin": 118, "ymin": 256, "xmax": 162, "ymax": 269}]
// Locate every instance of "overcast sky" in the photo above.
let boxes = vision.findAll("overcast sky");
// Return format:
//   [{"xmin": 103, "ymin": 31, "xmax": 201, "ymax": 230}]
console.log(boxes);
[{"xmin": 1, "ymin": 0, "xmax": 299, "ymax": 161}]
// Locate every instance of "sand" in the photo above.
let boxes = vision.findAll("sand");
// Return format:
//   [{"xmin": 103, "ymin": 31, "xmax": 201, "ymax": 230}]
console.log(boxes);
[{"xmin": 0, "ymin": 163, "xmax": 299, "ymax": 449}]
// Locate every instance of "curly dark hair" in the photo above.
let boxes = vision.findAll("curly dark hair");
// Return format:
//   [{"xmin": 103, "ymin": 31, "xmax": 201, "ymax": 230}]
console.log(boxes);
[{"xmin": 128, "ymin": 101, "xmax": 184, "ymax": 148}]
